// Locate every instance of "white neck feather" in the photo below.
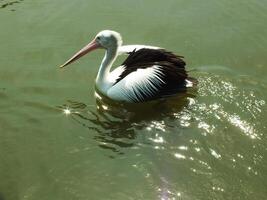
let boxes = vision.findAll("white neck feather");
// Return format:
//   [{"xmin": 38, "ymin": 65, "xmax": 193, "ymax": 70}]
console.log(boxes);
[{"xmin": 95, "ymin": 47, "xmax": 118, "ymax": 94}]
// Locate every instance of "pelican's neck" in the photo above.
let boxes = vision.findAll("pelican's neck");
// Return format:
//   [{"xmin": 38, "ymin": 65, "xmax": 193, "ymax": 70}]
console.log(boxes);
[{"xmin": 95, "ymin": 47, "xmax": 118, "ymax": 94}]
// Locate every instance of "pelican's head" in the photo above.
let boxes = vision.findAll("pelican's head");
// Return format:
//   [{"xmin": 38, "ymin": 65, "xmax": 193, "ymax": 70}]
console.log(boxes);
[
  {"xmin": 60, "ymin": 30, "xmax": 122, "ymax": 68},
  {"xmin": 95, "ymin": 30, "xmax": 122, "ymax": 49}
]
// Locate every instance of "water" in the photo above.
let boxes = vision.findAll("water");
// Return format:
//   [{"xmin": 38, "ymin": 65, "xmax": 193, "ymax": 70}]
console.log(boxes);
[{"xmin": 0, "ymin": 0, "xmax": 267, "ymax": 199}]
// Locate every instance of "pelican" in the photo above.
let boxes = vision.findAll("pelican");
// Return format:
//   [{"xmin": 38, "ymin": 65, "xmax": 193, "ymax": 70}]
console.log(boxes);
[{"xmin": 60, "ymin": 30, "xmax": 196, "ymax": 103}]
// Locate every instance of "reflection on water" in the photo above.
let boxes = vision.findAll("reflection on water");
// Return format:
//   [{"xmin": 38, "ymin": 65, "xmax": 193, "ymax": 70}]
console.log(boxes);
[
  {"xmin": 57, "ymin": 72, "xmax": 266, "ymax": 157},
  {"xmin": 0, "ymin": 0, "xmax": 23, "ymax": 9},
  {"xmin": 57, "ymin": 90, "xmax": 194, "ymax": 155},
  {"xmin": 196, "ymin": 74, "xmax": 265, "ymax": 139}
]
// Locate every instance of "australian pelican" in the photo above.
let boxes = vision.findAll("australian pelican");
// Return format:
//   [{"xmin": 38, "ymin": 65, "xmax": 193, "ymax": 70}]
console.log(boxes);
[{"xmin": 60, "ymin": 30, "xmax": 196, "ymax": 103}]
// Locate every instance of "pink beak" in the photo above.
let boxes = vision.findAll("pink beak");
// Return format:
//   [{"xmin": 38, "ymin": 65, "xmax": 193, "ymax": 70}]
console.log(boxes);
[{"xmin": 60, "ymin": 39, "xmax": 101, "ymax": 68}]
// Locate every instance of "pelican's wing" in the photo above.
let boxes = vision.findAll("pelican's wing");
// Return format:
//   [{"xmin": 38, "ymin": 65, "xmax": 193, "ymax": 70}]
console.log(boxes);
[
  {"xmin": 107, "ymin": 48, "xmax": 195, "ymax": 102},
  {"xmin": 107, "ymin": 65, "xmax": 166, "ymax": 102},
  {"xmin": 118, "ymin": 45, "xmax": 160, "ymax": 55}
]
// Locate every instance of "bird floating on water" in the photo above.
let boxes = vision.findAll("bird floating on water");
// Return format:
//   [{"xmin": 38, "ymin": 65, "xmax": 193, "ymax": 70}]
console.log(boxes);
[{"xmin": 60, "ymin": 30, "xmax": 196, "ymax": 103}]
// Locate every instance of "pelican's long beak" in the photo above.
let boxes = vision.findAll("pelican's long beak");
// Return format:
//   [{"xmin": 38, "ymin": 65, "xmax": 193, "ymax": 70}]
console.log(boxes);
[{"xmin": 59, "ymin": 39, "xmax": 100, "ymax": 68}]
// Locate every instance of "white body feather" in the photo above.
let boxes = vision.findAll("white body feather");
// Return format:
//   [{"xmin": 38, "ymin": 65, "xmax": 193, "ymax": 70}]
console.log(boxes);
[{"xmin": 107, "ymin": 65, "xmax": 165, "ymax": 102}]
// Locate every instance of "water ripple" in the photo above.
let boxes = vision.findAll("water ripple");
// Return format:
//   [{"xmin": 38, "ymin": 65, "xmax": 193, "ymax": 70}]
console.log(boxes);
[
  {"xmin": 174, "ymin": 74, "xmax": 265, "ymax": 140},
  {"xmin": 0, "ymin": 0, "xmax": 23, "ymax": 10}
]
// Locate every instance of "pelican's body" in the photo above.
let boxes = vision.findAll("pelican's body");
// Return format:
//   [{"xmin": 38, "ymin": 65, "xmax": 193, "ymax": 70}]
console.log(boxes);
[{"xmin": 60, "ymin": 30, "xmax": 195, "ymax": 103}]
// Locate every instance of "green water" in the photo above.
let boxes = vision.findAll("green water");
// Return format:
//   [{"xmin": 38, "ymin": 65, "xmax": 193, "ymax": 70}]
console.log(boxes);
[{"xmin": 0, "ymin": 0, "xmax": 267, "ymax": 199}]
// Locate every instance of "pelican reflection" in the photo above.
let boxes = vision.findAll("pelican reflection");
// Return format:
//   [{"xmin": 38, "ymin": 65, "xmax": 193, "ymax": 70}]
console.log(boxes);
[{"xmin": 57, "ymin": 92, "xmax": 195, "ymax": 154}]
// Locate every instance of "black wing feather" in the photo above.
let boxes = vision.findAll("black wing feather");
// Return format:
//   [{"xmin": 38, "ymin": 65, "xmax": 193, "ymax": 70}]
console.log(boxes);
[{"xmin": 114, "ymin": 48, "xmax": 194, "ymax": 102}]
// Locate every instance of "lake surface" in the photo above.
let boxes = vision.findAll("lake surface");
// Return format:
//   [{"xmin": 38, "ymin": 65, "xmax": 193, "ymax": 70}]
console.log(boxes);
[{"xmin": 0, "ymin": 0, "xmax": 266, "ymax": 199}]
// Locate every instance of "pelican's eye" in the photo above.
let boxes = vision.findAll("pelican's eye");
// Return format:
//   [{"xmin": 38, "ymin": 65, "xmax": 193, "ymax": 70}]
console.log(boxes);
[{"xmin": 96, "ymin": 36, "xmax": 101, "ymax": 41}]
